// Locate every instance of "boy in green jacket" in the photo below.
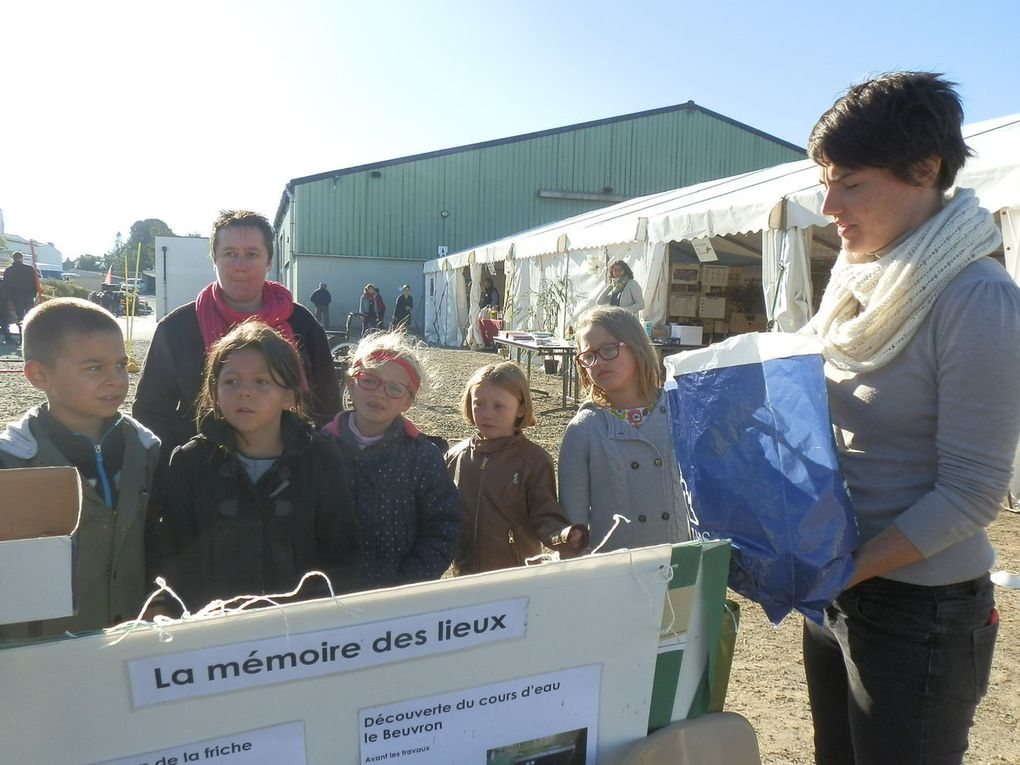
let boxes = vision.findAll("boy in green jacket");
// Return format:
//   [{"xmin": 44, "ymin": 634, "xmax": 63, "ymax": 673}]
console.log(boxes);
[{"xmin": 0, "ymin": 298, "xmax": 160, "ymax": 642}]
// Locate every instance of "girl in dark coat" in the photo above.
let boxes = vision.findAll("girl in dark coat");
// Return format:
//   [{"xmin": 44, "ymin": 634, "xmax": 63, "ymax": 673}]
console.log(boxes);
[
  {"xmin": 151, "ymin": 320, "xmax": 360, "ymax": 609},
  {"xmin": 322, "ymin": 331, "xmax": 460, "ymax": 589}
]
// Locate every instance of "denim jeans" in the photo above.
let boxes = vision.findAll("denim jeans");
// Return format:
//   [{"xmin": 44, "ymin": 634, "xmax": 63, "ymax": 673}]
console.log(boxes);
[{"xmin": 803, "ymin": 575, "xmax": 997, "ymax": 765}]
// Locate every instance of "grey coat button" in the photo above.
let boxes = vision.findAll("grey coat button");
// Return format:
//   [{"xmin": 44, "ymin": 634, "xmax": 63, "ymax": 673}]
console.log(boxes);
[
  {"xmin": 661, "ymin": 512, "xmax": 670, "ymax": 520},
  {"xmin": 654, "ymin": 458, "xmax": 663, "ymax": 466},
  {"xmin": 638, "ymin": 514, "xmax": 647, "ymax": 522},
  {"xmin": 630, "ymin": 461, "xmax": 640, "ymax": 469}
]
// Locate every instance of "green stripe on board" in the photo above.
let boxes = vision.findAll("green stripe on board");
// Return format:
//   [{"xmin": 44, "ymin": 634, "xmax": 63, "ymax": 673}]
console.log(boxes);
[
  {"xmin": 669, "ymin": 542, "xmax": 704, "ymax": 588},
  {"xmin": 648, "ymin": 647, "xmax": 685, "ymax": 733},
  {"xmin": 693, "ymin": 541, "xmax": 735, "ymax": 718}
]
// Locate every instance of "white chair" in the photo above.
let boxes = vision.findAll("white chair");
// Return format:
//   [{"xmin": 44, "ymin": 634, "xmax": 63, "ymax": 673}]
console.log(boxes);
[{"xmin": 619, "ymin": 712, "xmax": 762, "ymax": 765}]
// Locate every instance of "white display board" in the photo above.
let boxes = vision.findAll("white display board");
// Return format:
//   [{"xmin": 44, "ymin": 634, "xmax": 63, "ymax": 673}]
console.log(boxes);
[{"xmin": 0, "ymin": 545, "xmax": 716, "ymax": 765}]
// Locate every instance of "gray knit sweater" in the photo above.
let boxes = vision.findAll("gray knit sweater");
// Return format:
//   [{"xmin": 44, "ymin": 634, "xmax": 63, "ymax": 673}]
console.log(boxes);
[{"xmin": 826, "ymin": 258, "xmax": 1020, "ymax": 586}]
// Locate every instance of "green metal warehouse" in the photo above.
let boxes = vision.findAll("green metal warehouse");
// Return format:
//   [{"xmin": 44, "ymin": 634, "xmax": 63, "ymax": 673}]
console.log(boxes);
[{"xmin": 273, "ymin": 101, "xmax": 804, "ymax": 330}]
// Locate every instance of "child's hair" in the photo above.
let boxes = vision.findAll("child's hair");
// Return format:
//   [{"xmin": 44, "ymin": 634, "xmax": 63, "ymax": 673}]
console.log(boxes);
[
  {"xmin": 196, "ymin": 320, "xmax": 310, "ymax": 428},
  {"xmin": 347, "ymin": 331, "xmax": 429, "ymax": 402},
  {"xmin": 609, "ymin": 260, "xmax": 634, "ymax": 280},
  {"xmin": 460, "ymin": 362, "xmax": 536, "ymax": 429},
  {"xmin": 575, "ymin": 306, "xmax": 661, "ymax": 408},
  {"xmin": 22, "ymin": 297, "xmax": 122, "ymax": 366}
]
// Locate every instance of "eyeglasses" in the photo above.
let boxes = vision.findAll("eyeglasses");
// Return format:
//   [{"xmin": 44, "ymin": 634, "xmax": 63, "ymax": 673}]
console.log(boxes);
[
  {"xmin": 576, "ymin": 341, "xmax": 626, "ymax": 368},
  {"xmin": 353, "ymin": 371, "xmax": 411, "ymax": 399}
]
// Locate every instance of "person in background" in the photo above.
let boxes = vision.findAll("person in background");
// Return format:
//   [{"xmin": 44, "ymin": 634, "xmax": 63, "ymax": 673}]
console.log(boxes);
[
  {"xmin": 360, "ymin": 284, "xmax": 385, "ymax": 331},
  {"xmin": 595, "ymin": 260, "xmax": 644, "ymax": 315},
  {"xmin": 558, "ymin": 306, "xmax": 689, "ymax": 552},
  {"xmin": 446, "ymin": 362, "xmax": 586, "ymax": 574},
  {"xmin": 322, "ymin": 331, "xmax": 460, "ymax": 589},
  {"xmin": 0, "ymin": 274, "xmax": 12, "ymax": 344},
  {"xmin": 3, "ymin": 251, "xmax": 40, "ymax": 325},
  {"xmin": 0, "ymin": 299, "xmax": 160, "ymax": 641},
  {"xmin": 309, "ymin": 282, "xmax": 332, "ymax": 328},
  {"xmin": 802, "ymin": 72, "xmax": 1020, "ymax": 765},
  {"xmin": 391, "ymin": 284, "xmax": 413, "ymax": 331},
  {"xmin": 133, "ymin": 210, "xmax": 339, "ymax": 474},
  {"xmin": 150, "ymin": 321, "xmax": 359, "ymax": 608},
  {"xmin": 480, "ymin": 277, "xmax": 500, "ymax": 313}
]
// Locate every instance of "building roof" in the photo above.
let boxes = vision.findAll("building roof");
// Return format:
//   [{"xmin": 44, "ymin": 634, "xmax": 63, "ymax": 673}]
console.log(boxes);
[{"xmin": 275, "ymin": 101, "xmax": 804, "ymax": 227}]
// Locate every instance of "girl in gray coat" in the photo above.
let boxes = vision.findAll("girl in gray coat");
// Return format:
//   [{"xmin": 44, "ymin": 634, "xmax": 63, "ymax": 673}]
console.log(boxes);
[{"xmin": 558, "ymin": 307, "xmax": 690, "ymax": 552}]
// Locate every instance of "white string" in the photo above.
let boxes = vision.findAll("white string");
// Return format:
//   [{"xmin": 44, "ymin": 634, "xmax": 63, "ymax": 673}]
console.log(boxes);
[
  {"xmin": 108, "ymin": 571, "xmax": 338, "ymax": 645},
  {"xmin": 590, "ymin": 513, "xmax": 631, "ymax": 554},
  {"xmin": 524, "ymin": 551, "xmax": 560, "ymax": 566},
  {"xmin": 658, "ymin": 563, "xmax": 679, "ymax": 636}
]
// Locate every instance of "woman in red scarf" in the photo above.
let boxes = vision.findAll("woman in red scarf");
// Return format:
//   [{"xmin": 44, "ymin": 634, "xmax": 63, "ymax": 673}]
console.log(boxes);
[{"xmin": 134, "ymin": 211, "xmax": 339, "ymax": 468}]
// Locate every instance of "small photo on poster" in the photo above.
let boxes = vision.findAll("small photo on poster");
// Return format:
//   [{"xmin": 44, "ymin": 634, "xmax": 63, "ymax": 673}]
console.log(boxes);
[
  {"xmin": 486, "ymin": 727, "xmax": 587, "ymax": 765},
  {"xmin": 671, "ymin": 266, "xmax": 700, "ymax": 285}
]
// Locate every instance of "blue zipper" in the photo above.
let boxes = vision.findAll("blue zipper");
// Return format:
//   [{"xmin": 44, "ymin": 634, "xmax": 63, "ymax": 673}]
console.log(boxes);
[{"xmin": 81, "ymin": 416, "xmax": 123, "ymax": 509}]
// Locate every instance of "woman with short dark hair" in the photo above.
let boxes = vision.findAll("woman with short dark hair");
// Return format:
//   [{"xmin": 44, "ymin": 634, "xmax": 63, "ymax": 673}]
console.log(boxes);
[
  {"xmin": 803, "ymin": 72, "xmax": 1020, "ymax": 765},
  {"xmin": 134, "ymin": 211, "xmax": 340, "ymax": 466}
]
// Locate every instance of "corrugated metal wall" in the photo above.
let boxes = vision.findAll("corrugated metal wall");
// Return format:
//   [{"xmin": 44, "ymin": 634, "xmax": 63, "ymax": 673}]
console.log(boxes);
[{"xmin": 289, "ymin": 106, "xmax": 804, "ymax": 262}]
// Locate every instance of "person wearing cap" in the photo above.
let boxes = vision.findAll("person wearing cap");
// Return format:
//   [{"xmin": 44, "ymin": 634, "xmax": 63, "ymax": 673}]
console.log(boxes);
[
  {"xmin": 3, "ymin": 251, "xmax": 40, "ymax": 324},
  {"xmin": 310, "ymin": 282, "xmax": 332, "ymax": 328},
  {"xmin": 391, "ymin": 284, "xmax": 413, "ymax": 331}
]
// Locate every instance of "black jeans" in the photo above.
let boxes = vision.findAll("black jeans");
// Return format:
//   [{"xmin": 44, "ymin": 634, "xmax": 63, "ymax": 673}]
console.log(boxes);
[{"xmin": 803, "ymin": 575, "xmax": 997, "ymax": 765}]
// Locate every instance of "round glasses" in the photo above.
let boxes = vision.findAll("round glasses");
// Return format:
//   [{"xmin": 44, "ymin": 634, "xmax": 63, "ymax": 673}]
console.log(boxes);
[
  {"xmin": 353, "ymin": 371, "xmax": 411, "ymax": 399},
  {"xmin": 576, "ymin": 341, "xmax": 626, "ymax": 368}
]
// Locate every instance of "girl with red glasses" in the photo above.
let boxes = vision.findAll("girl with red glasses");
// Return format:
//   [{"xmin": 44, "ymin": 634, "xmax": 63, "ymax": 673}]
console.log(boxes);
[
  {"xmin": 558, "ymin": 306, "xmax": 690, "ymax": 553},
  {"xmin": 322, "ymin": 332, "xmax": 460, "ymax": 589}
]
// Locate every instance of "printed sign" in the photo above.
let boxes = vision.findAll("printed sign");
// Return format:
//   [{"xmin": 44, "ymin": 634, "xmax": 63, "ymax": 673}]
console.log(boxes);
[
  {"xmin": 358, "ymin": 665, "xmax": 600, "ymax": 764},
  {"xmin": 129, "ymin": 598, "xmax": 527, "ymax": 706},
  {"xmin": 91, "ymin": 721, "xmax": 306, "ymax": 765}
]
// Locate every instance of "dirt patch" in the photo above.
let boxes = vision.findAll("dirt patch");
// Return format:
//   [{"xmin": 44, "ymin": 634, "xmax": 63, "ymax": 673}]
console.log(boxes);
[{"xmin": 1, "ymin": 340, "xmax": 1017, "ymax": 764}]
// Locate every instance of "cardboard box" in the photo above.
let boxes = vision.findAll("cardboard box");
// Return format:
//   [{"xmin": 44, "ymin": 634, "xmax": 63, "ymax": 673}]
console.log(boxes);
[
  {"xmin": 669, "ymin": 325, "xmax": 704, "ymax": 346},
  {"xmin": 728, "ymin": 313, "xmax": 767, "ymax": 334},
  {"xmin": 0, "ymin": 467, "xmax": 82, "ymax": 625}
]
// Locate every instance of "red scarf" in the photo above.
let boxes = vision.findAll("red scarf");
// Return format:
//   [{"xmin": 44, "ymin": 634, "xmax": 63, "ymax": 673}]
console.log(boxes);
[{"xmin": 195, "ymin": 281, "xmax": 296, "ymax": 350}]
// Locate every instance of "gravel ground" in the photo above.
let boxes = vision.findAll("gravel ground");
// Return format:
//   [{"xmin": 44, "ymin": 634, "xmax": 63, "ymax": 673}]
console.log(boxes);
[{"xmin": 1, "ymin": 335, "xmax": 1017, "ymax": 764}]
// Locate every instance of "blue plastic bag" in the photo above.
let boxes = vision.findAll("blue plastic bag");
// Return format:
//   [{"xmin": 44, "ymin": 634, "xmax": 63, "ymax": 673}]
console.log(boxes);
[{"xmin": 664, "ymin": 333, "xmax": 857, "ymax": 624}]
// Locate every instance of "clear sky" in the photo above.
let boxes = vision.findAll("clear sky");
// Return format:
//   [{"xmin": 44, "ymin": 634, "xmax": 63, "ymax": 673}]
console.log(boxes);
[{"xmin": 4, "ymin": 0, "xmax": 1018, "ymax": 260}]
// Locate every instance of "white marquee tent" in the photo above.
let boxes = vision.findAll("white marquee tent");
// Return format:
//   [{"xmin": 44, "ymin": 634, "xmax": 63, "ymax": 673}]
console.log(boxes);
[{"xmin": 424, "ymin": 113, "xmax": 1020, "ymax": 350}]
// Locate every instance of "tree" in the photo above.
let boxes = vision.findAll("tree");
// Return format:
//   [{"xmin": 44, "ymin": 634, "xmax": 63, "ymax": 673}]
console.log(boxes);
[
  {"xmin": 102, "ymin": 219, "xmax": 176, "ymax": 277},
  {"xmin": 63, "ymin": 258, "xmax": 75, "ymax": 270},
  {"xmin": 75, "ymin": 254, "xmax": 104, "ymax": 272},
  {"xmin": 124, "ymin": 218, "xmax": 175, "ymax": 274}
]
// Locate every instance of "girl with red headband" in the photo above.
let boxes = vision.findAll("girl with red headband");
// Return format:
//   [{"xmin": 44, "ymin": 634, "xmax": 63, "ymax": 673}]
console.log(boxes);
[{"xmin": 322, "ymin": 332, "xmax": 460, "ymax": 588}]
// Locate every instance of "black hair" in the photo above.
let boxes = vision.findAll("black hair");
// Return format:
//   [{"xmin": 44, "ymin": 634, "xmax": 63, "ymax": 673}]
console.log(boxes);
[
  {"xmin": 196, "ymin": 320, "xmax": 310, "ymax": 429},
  {"xmin": 808, "ymin": 72, "xmax": 971, "ymax": 190},
  {"xmin": 211, "ymin": 210, "xmax": 275, "ymax": 264}
]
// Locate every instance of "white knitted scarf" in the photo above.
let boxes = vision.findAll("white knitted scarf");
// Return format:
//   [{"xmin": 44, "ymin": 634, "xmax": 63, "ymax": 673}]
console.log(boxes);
[{"xmin": 809, "ymin": 188, "xmax": 1001, "ymax": 372}]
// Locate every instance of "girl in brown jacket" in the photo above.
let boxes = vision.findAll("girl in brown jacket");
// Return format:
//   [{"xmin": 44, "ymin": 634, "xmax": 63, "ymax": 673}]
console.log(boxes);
[{"xmin": 445, "ymin": 362, "xmax": 586, "ymax": 574}]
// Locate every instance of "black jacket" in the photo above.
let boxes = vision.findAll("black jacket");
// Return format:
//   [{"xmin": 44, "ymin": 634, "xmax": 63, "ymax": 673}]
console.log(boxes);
[
  {"xmin": 2, "ymin": 262, "xmax": 37, "ymax": 298},
  {"xmin": 149, "ymin": 413, "xmax": 360, "ymax": 608},
  {"xmin": 310, "ymin": 287, "xmax": 332, "ymax": 307},
  {"xmin": 133, "ymin": 300, "xmax": 341, "ymax": 466}
]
